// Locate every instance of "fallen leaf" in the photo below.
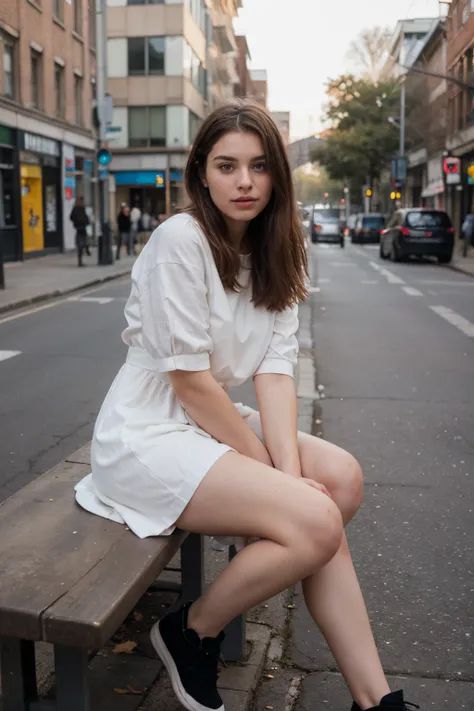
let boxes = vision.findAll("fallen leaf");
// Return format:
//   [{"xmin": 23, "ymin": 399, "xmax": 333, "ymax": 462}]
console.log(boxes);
[
  {"xmin": 133, "ymin": 611, "xmax": 144, "ymax": 622},
  {"xmin": 286, "ymin": 604, "xmax": 296, "ymax": 609},
  {"xmin": 112, "ymin": 641, "xmax": 137, "ymax": 655},
  {"xmin": 113, "ymin": 685, "xmax": 143, "ymax": 695},
  {"xmin": 265, "ymin": 706, "xmax": 274, "ymax": 709},
  {"xmin": 264, "ymin": 673, "xmax": 274, "ymax": 679}
]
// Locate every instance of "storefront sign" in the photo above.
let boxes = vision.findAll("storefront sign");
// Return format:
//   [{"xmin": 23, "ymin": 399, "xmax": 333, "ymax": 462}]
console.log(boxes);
[
  {"xmin": 21, "ymin": 132, "xmax": 60, "ymax": 157},
  {"xmin": 63, "ymin": 144, "xmax": 76, "ymax": 201},
  {"xmin": 114, "ymin": 171, "xmax": 166, "ymax": 187}
]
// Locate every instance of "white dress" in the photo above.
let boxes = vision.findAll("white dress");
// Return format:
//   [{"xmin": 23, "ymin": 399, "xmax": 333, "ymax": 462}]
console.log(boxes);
[{"xmin": 75, "ymin": 213, "xmax": 299, "ymax": 539}]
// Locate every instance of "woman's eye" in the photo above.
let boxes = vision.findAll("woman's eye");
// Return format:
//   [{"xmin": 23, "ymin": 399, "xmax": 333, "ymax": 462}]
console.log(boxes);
[
  {"xmin": 219, "ymin": 164, "xmax": 233, "ymax": 172},
  {"xmin": 253, "ymin": 163, "xmax": 267, "ymax": 172}
]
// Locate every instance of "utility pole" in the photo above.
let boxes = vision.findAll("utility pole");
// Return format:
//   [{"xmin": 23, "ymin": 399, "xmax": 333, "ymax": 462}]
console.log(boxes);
[
  {"xmin": 95, "ymin": 0, "xmax": 113, "ymax": 264},
  {"xmin": 399, "ymin": 28, "xmax": 406, "ymax": 207}
]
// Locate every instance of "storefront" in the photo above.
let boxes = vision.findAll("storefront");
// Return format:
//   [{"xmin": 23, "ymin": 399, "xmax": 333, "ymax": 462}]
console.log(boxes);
[
  {"xmin": 0, "ymin": 124, "xmax": 22, "ymax": 262},
  {"xmin": 114, "ymin": 168, "xmax": 184, "ymax": 220},
  {"xmin": 19, "ymin": 131, "xmax": 62, "ymax": 257}
]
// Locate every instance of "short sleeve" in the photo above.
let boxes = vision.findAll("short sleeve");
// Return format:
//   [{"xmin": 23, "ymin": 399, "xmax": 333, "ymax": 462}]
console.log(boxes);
[
  {"xmin": 254, "ymin": 304, "xmax": 299, "ymax": 378},
  {"xmin": 137, "ymin": 218, "xmax": 213, "ymax": 372}
]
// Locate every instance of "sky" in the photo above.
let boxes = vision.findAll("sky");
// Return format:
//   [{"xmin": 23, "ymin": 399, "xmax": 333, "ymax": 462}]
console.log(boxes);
[{"xmin": 234, "ymin": 0, "xmax": 443, "ymax": 141}]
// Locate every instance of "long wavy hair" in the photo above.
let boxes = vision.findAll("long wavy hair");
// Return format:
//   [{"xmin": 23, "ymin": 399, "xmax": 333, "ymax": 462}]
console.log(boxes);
[{"xmin": 185, "ymin": 99, "xmax": 308, "ymax": 312}]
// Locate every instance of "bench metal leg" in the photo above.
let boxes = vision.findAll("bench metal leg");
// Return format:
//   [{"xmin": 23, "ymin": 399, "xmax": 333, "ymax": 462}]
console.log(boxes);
[
  {"xmin": 54, "ymin": 645, "xmax": 90, "ymax": 711},
  {"xmin": 180, "ymin": 533, "xmax": 204, "ymax": 601},
  {"xmin": 221, "ymin": 545, "xmax": 246, "ymax": 662},
  {"xmin": 0, "ymin": 638, "xmax": 37, "ymax": 711}
]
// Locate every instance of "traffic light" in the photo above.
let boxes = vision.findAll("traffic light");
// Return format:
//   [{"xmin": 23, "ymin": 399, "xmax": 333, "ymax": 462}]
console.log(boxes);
[
  {"xmin": 340, "ymin": 199, "xmax": 345, "ymax": 205},
  {"xmin": 365, "ymin": 188, "xmax": 372, "ymax": 198},
  {"xmin": 396, "ymin": 192, "xmax": 402, "ymax": 199},
  {"xmin": 97, "ymin": 147, "xmax": 111, "ymax": 167},
  {"xmin": 390, "ymin": 192, "xmax": 396, "ymax": 200},
  {"xmin": 324, "ymin": 192, "xmax": 329, "ymax": 199}
]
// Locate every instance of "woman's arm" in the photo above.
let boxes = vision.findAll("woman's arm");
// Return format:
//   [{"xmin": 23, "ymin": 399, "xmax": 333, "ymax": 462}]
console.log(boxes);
[
  {"xmin": 254, "ymin": 373, "xmax": 301, "ymax": 477},
  {"xmin": 169, "ymin": 369, "xmax": 273, "ymax": 467}
]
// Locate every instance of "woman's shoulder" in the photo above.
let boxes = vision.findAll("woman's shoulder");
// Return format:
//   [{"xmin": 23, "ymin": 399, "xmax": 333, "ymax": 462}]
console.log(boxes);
[{"xmin": 136, "ymin": 213, "xmax": 209, "ymax": 275}]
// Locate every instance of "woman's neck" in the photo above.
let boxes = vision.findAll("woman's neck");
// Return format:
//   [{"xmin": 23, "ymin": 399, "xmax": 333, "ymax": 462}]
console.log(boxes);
[{"xmin": 224, "ymin": 216, "xmax": 249, "ymax": 252}]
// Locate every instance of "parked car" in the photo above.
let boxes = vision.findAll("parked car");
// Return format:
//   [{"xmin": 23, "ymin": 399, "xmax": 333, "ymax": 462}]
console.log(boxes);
[
  {"xmin": 311, "ymin": 207, "xmax": 343, "ymax": 244},
  {"xmin": 380, "ymin": 208, "xmax": 454, "ymax": 263},
  {"xmin": 352, "ymin": 213, "xmax": 386, "ymax": 244}
]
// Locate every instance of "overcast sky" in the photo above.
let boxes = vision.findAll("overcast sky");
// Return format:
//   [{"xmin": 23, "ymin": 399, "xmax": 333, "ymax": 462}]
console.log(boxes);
[{"xmin": 234, "ymin": 0, "xmax": 443, "ymax": 140}]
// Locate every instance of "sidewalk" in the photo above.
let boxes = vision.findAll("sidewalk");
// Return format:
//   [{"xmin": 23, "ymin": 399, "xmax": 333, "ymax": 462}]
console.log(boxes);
[
  {"xmin": 0, "ymin": 248, "xmax": 135, "ymax": 315},
  {"xmin": 449, "ymin": 250, "xmax": 474, "ymax": 277}
]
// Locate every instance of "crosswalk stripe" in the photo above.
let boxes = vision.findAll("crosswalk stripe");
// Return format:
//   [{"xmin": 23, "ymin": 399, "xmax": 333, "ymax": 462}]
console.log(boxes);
[{"xmin": 0, "ymin": 350, "xmax": 22, "ymax": 363}]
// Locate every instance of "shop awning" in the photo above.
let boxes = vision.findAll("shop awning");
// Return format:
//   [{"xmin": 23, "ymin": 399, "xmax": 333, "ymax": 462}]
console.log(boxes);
[{"xmin": 422, "ymin": 180, "xmax": 444, "ymax": 198}]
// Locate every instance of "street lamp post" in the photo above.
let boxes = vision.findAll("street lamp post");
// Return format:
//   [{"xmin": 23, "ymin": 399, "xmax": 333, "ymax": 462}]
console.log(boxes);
[{"xmin": 95, "ymin": 0, "xmax": 113, "ymax": 265}]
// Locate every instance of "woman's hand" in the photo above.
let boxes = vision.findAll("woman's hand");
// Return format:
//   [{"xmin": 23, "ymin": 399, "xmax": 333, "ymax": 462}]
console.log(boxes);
[{"xmin": 300, "ymin": 478, "xmax": 332, "ymax": 499}]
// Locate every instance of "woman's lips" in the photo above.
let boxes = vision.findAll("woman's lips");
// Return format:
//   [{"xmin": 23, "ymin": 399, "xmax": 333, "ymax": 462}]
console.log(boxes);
[{"xmin": 232, "ymin": 198, "xmax": 258, "ymax": 208}]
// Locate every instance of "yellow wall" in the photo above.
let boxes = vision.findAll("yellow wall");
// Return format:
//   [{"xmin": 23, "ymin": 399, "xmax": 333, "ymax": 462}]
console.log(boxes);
[{"xmin": 20, "ymin": 164, "xmax": 44, "ymax": 253}]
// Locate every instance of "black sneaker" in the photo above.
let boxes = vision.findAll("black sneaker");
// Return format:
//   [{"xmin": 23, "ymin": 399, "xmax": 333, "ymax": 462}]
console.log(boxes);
[
  {"xmin": 151, "ymin": 602, "xmax": 225, "ymax": 711},
  {"xmin": 352, "ymin": 690, "xmax": 419, "ymax": 711}
]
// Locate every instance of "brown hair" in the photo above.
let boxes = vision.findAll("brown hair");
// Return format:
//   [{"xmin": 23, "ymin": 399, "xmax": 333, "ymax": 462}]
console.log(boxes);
[{"xmin": 185, "ymin": 99, "xmax": 308, "ymax": 311}]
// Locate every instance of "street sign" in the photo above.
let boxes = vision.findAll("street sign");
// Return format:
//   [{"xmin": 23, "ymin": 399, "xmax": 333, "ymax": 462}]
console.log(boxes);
[
  {"xmin": 106, "ymin": 126, "xmax": 122, "ymax": 133},
  {"xmin": 392, "ymin": 157, "xmax": 407, "ymax": 181},
  {"xmin": 443, "ymin": 156, "xmax": 461, "ymax": 185}
]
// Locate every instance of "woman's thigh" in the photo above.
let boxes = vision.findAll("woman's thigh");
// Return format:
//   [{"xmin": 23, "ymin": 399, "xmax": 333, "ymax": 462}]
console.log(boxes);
[
  {"xmin": 242, "ymin": 408, "xmax": 363, "ymax": 520},
  {"xmin": 176, "ymin": 451, "xmax": 343, "ymax": 548}
]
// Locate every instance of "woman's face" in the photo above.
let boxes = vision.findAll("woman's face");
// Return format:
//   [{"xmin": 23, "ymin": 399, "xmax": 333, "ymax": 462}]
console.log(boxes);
[{"xmin": 204, "ymin": 131, "xmax": 273, "ymax": 231}]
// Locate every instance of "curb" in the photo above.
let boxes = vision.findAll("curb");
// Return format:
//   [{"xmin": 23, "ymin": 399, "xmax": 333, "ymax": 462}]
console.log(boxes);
[
  {"xmin": 448, "ymin": 262, "xmax": 474, "ymax": 278},
  {"xmin": 0, "ymin": 269, "xmax": 131, "ymax": 316}
]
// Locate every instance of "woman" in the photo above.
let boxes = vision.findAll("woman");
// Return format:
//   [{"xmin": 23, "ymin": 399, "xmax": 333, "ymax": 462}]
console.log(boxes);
[
  {"xmin": 69, "ymin": 196, "xmax": 90, "ymax": 267},
  {"xmin": 75, "ymin": 100, "xmax": 417, "ymax": 711}
]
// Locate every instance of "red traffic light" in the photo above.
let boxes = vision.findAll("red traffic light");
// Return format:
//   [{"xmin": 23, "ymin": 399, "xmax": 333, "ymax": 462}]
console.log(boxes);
[
  {"xmin": 324, "ymin": 192, "xmax": 329, "ymax": 198},
  {"xmin": 340, "ymin": 199, "xmax": 345, "ymax": 205}
]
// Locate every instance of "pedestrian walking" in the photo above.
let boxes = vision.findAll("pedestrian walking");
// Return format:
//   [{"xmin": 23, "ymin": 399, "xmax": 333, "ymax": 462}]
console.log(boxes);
[
  {"xmin": 75, "ymin": 99, "xmax": 418, "ymax": 711},
  {"xmin": 69, "ymin": 196, "xmax": 90, "ymax": 267},
  {"xmin": 461, "ymin": 211, "xmax": 474, "ymax": 257},
  {"xmin": 130, "ymin": 203, "xmax": 141, "ymax": 255},
  {"xmin": 116, "ymin": 205, "xmax": 131, "ymax": 259}
]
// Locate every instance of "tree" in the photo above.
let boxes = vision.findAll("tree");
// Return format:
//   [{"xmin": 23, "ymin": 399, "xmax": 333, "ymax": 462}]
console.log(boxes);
[
  {"xmin": 311, "ymin": 75, "xmax": 402, "ymax": 194},
  {"xmin": 293, "ymin": 166, "xmax": 344, "ymax": 205},
  {"xmin": 346, "ymin": 26, "xmax": 392, "ymax": 83}
]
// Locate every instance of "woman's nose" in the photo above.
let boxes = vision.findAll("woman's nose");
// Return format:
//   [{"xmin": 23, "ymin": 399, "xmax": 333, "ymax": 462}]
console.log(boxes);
[{"xmin": 237, "ymin": 169, "xmax": 252, "ymax": 188}]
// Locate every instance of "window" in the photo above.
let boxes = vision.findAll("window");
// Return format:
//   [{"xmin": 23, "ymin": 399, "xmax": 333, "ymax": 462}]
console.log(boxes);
[
  {"xmin": 30, "ymin": 50, "xmax": 42, "ymax": 109},
  {"xmin": 74, "ymin": 75, "xmax": 83, "ymax": 125},
  {"xmin": 405, "ymin": 211, "xmax": 452, "ymax": 229},
  {"xmin": 189, "ymin": 111, "xmax": 201, "ymax": 143},
  {"xmin": 127, "ymin": 0, "xmax": 164, "ymax": 4},
  {"xmin": 89, "ymin": 0, "xmax": 96, "ymax": 49},
  {"xmin": 128, "ymin": 107, "xmax": 166, "ymax": 147},
  {"xmin": 128, "ymin": 37, "xmax": 164, "ymax": 75},
  {"xmin": 184, "ymin": 42, "xmax": 206, "ymax": 97},
  {"xmin": 74, "ymin": 0, "xmax": 82, "ymax": 34},
  {"xmin": 3, "ymin": 40, "xmax": 14, "ymax": 98},
  {"xmin": 54, "ymin": 64, "xmax": 64, "ymax": 119},
  {"xmin": 53, "ymin": 0, "xmax": 64, "ymax": 21}
]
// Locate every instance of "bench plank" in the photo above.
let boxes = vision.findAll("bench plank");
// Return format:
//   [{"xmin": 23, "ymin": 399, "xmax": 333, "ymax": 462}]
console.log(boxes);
[
  {"xmin": 43, "ymin": 529, "xmax": 187, "ymax": 649},
  {"xmin": 0, "ymin": 462, "xmax": 128, "ymax": 640}
]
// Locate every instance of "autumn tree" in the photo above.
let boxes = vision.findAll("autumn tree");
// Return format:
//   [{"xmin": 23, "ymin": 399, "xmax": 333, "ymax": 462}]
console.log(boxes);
[{"xmin": 346, "ymin": 26, "xmax": 392, "ymax": 83}]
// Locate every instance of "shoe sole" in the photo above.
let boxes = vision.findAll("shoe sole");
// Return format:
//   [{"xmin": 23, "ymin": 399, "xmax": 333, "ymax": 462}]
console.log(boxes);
[{"xmin": 150, "ymin": 622, "xmax": 224, "ymax": 711}]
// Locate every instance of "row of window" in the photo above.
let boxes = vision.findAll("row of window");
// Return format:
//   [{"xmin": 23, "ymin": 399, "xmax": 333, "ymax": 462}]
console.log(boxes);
[
  {"xmin": 51, "ymin": 0, "xmax": 95, "ymax": 43},
  {"xmin": 2, "ymin": 39, "xmax": 85, "ymax": 125},
  {"xmin": 127, "ymin": 37, "xmax": 206, "ymax": 96},
  {"xmin": 127, "ymin": 106, "xmax": 201, "ymax": 147}
]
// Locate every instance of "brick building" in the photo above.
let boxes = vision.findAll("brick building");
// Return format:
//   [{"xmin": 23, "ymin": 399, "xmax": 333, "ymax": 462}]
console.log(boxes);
[
  {"xmin": 445, "ymin": 0, "xmax": 474, "ymax": 231},
  {"xmin": 0, "ymin": 0, "xmax": 97, "ymax": 261}
]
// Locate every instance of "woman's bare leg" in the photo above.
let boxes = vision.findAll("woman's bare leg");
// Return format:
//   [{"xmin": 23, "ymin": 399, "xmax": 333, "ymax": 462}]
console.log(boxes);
[
  {"xmin": 176, "ymin": 451, "xmax": 344, "ymax": 639},
  {"xmin": 298, "ymin": 433, "xmax": 391, "ymax": 708}
]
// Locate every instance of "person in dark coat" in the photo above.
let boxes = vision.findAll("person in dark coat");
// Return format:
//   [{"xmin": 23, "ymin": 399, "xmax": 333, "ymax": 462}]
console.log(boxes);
[
  {"xmin": 116, "ymin": 205, "xmax": 132, "ymax": 260},
  {"xmin": 69, "ymin": 197, "xmax": 90, "ymax": 267}
]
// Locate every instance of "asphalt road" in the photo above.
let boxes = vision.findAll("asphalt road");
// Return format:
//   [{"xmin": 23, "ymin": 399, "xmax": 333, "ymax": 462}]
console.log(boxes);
[{"xmin": 289, "ymin": 242, "xmax": 474, "ymax": 705}]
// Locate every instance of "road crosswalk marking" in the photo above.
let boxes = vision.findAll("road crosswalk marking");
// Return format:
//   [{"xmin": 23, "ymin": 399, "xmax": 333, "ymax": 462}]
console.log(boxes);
[
  {"xmin": 402, "ymin": 286, "xmax": 423, "ymax": 296},
  {"xmin": 430, "ymin": 306, "xmax": 474, "ymax": 338},
  {"xmin": 0, "ymin": 350, "xmax": 21, "ymax": 363}
]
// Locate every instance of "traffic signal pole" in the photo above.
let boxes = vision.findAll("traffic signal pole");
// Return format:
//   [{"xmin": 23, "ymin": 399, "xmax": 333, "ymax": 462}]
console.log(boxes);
[{"xmin": 96, "ymin": 0, "xmax": 113, "ymax": 265}]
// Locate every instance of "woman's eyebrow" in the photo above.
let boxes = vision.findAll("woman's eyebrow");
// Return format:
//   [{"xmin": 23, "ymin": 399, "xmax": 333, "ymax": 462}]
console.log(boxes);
[{"xmin": 212, "ymin": 154, "xmax": 267, "ymax": 162}]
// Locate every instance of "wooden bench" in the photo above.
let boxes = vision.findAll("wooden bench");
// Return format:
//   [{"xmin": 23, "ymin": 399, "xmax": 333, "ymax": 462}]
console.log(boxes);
[{"xmin": 0, "ymin": 444, "xmax": 245, "ymax": 711}]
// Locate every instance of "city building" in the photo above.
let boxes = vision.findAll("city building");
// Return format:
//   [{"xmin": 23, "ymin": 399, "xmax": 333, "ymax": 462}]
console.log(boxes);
[
  {"xmin": 287, "ymin": 136, "xmax": 324, "ymax": 172},
  {"xmin": 106, "ymin": 0, "xmax": 210, "ymax": 218},
  {"xmin": 249, "ymin": 69, "xmax": 267, "ymax": 107},
  {"xmin": 207, "ymin": 0, "xmax": 240, "ymax": 111},
  {"xmin": 445, "ymin": 0, "xmax": 474, "ymax": 231},
  {"xmin": 404, "ymin": 19, "xmax": 447, "ymax": 210},
  {"xmin": 271, "ymin": 111, "xmax": 290, "ymax": 146},
  {"xmin": 0, "ymin": 0, "xmax": 97, "ymax": 262},
  {"xmin": 234, "ymin": 35, "xmax": 252, "ymax": 99}
]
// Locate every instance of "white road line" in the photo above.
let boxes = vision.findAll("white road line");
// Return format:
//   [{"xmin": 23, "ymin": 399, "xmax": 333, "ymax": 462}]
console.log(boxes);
[
  {"xmin": 402, "ymin": 286, "xmax": 423, "ymax": 296},
  {"xmin": 0, "ymin": 350, "xmax": 21, "ymax": 362},
  {"xmin": 369, "ymin": 261, "xmax": 406, "ymax": 285},
  {"xmin": 360, "ymin": 280, "xmax": 379, "ymax": 285},
  {"xmin": 420, "ymin": 280, "xmax": 474, "ymax": 287},
  {"xmin": 307, "ymin": 286, "xmax": 321, "ymax": 293},
  {"xmin": 316, "ymin": 278, "xmax": 331, "ymax": 284},
  {"xmin": 68, "ymin": 296, "xmax": 115, "ymax": 304},
  {"xmin": 430, "ymin": 306, "xmax": 474, "ymax": 338}
]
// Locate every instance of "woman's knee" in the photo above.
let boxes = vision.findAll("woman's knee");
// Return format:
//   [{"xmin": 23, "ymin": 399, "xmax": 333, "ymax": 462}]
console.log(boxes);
[
  {"xmin": 335, "ymin": 452, "xmax": 364, "ymax": 521},
  {"xmin": 289, "ymin": 496, "xmax": 344, "ymax": 572}
]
